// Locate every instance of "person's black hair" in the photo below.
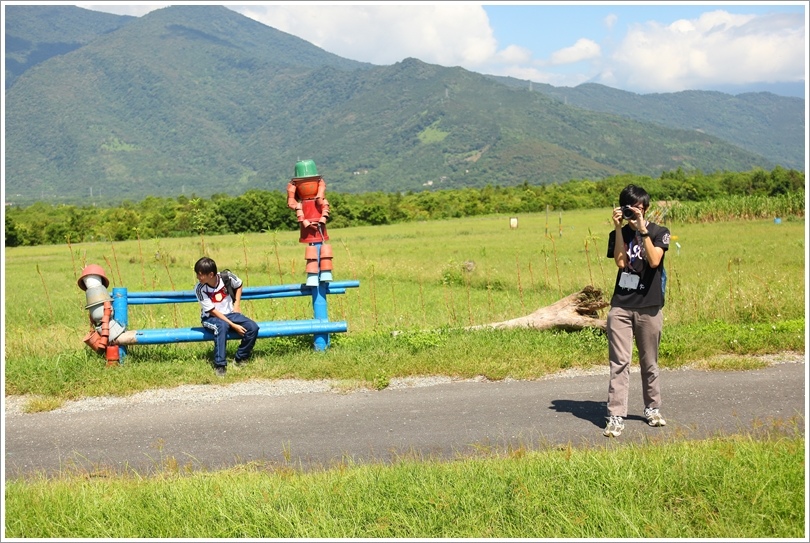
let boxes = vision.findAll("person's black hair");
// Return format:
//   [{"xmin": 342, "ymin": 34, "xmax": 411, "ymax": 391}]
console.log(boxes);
[
  {"xmin": 619, "ymin": 184, "xmax": 651, "ymax": 210},
  {"xmin": 194, "ymin": 257, "xmax": 218, "ymax": 275}
]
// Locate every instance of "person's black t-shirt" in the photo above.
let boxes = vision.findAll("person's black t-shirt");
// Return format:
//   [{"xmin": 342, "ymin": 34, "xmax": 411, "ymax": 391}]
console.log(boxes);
[{"xmin": 606, "ymin": 222, "xmax": 670, "ymax": 309}]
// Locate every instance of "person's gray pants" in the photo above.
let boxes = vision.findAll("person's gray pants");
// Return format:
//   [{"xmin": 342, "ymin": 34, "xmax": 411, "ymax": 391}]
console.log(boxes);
[{"xmin": 606, "ymin": 305, "xmax": 663, "ymax": 417}]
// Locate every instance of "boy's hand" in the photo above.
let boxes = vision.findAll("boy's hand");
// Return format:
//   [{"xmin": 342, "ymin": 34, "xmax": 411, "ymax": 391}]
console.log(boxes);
[
  {"xmin": 612, "ymin": 207, "xmax": 623, "ymax": 228},
  {"xmin": 231, "ymin": 323, "xmax": 247, "ymax": 336}
]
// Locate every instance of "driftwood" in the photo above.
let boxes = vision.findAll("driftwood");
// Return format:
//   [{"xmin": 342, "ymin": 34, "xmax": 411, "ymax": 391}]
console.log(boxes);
[{"xmin": 466, "ymin": 286, "xmax": 609, "ymax": 332}]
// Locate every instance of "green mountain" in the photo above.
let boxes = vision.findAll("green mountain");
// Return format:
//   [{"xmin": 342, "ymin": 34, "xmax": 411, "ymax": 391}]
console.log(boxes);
[
  {"xmin": 491, "ymin": 78, "xmax": 804, "ymax": 170},
  {"xmin": 4, "ymin": 4, "xmax": 133, "ymax": 89},
  {"xmin": 3, "ymin": 5, "xmax": 794, "ymax": 206}
]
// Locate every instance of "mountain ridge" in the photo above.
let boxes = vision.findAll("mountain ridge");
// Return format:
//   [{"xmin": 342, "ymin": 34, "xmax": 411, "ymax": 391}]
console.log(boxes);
[
  {"xmin": 500, "ymin": 80, "xmax": 804, "ymax": 169},
  {"xmin": 3, "ymin": 5, "xmax": 802, "ymax": 206}
]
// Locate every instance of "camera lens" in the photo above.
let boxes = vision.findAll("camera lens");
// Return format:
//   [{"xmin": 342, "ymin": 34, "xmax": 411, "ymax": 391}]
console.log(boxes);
[{"xmin": 622, "ymin": 206, "xmax": 635, "ymax": 220}]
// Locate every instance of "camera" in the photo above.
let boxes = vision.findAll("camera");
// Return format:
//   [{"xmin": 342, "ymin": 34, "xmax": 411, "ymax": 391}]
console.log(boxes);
[{"xmin": 621, "ymin": 205, "xmax": 636, "ymax": 220}]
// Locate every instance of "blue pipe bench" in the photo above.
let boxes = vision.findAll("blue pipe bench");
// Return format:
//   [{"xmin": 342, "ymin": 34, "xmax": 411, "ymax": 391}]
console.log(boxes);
[{"xmin": 110, "ymin": 280, "xmax": 360, "ymax": 360}]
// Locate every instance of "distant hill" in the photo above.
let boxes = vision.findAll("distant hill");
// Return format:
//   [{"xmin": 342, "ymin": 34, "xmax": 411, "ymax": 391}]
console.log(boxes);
[
  {"xmin": 4, "ymin": 4, "xmax": 133, "ymax": 89},
  {"xmin": 490, "ymin": 78, "xmax": 804, "ymax": 170},
  {"xmin": 3, "ymin": 5, "xmax": 799, "ymax": 206}
]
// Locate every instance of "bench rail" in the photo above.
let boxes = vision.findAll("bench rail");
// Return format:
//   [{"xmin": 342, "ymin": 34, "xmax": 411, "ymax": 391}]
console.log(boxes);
[{"xmin": 111, "ymin": 280, "xmax": 359, "ymax": 355}]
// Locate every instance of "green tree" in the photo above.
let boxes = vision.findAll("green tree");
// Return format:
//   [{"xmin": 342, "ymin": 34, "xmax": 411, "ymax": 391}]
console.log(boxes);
[
  {"xmin": 5, "ymin": 214, "xmax": 22, "ymax": 247},
  {"xmin": 362, "ymin": 203, "xmax": 390, "ymax": 225}
]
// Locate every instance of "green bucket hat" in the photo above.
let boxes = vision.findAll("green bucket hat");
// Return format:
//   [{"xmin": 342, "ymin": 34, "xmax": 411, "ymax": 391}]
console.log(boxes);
[{"xmin": 294, "ymin": 159, "xmax": 319, "ymax": 178}]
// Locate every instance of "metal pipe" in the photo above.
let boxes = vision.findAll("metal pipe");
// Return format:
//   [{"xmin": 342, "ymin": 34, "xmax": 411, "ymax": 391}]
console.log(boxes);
[
  {"xmin": 114, "ymin": 319, "xmax": 348, "ymax": 348},
  {"xmin": 312, "ymin": 280, "xmax": 329, "ymax": 350},
  {"xmin": 125, "ymin": 288, "xmax": 350, "ymax": 305},
  {"xmin": 124, "ymin": 281, "xmax": 359, "ymax": 305},
  {"xmin": 112, "ymin": 287, "xmax": 128, "ymax": 361}
]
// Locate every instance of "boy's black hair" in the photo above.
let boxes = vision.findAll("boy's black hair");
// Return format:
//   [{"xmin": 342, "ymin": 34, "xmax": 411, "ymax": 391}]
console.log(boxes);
[
  {"xmin": 194, "ymin": 257, "xmax": 218, "ymax": 275},
  {"xmin": 619, "ymin": 184, "xmax": 651, "ymax": 210}
]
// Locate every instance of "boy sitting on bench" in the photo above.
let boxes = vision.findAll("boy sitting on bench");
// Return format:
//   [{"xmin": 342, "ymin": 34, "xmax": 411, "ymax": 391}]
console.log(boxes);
[{"xmin": 193, "ymin": 257, "xmax": 259, "ymax": 377}]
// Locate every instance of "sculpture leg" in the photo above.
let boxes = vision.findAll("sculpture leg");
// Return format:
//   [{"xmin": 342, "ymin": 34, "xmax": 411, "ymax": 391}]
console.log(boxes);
[
  {"xmin": 319, "ymin": 243, "xmax": 333, "ymax": 282},
  {"xmin": 305, "ymin": 244, "xmax": 320, "ymax": 286}
]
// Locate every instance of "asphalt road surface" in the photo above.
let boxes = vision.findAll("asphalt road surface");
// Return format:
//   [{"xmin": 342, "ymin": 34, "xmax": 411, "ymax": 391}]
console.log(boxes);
[{"xmin": 4, "ymin": 360, "xmax": 805, "ymax": 479}]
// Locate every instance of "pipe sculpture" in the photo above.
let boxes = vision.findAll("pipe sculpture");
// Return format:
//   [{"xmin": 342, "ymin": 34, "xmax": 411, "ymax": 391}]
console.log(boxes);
[
  {"xmin": 77, "ymin": 264, "xmax": 126, "ymax": 366},
  {"xmin": 287, "ymin": 159, "xmax": 333, "ymax": 287}
]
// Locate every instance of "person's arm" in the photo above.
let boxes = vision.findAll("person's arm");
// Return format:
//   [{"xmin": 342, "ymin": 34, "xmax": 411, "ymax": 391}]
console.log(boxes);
[
  {"xmin": 210, "ymin": 308, "xmax": 247, "ymax": 336},
  {"xmin": 196, "ymin": 283, "xmax": 215, "ymax": 317},
  {"xmin": 622, "ymin": 206, "xmax": 665, "ymax": 269},
  {"xmin": 232, "ymin": 283, "xmax": 243, "ymax": 314},
  {"xmin": 611, "ymin": 208, "xmax": 628, "ymax": 269},
  {"xmin": 636, "ymin": 225, "xmax": 665, "ymax": 268},
  {"xmin": 287, "ymin": 181, "xmax": 311, "ymax": 227}
]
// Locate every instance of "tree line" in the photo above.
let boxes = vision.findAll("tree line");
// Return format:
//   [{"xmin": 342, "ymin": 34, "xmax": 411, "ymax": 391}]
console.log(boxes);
[{"xmin": 4, "ymin": 166, "xmax": 804, "ymax": 247}]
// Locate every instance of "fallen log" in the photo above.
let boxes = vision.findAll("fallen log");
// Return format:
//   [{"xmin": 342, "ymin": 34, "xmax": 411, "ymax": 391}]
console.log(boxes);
[{"xmin": 466, "ymin": 286, "xmax": 609, "ymax": 332}]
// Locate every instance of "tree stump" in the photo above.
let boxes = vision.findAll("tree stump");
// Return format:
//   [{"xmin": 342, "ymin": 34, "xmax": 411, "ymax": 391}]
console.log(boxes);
[{"xmin": 467, "ymin": 286, "xmax": 609, "ymax": 332}]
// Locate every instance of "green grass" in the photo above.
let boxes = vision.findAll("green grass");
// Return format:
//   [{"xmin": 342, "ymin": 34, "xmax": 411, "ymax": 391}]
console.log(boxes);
[
  {"xmin": 4, "ymin": 428, "xmax": 804, "ymax": 538},
  {"xmin": 3, "ymin": 208, "xmax": 806, "ymax": 538},
  {"xmin": 4, "ymin": 209, "xmax": 805, "ymax": 404}
]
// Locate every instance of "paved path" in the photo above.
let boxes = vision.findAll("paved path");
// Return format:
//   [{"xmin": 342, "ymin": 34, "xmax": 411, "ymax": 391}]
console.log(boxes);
[{"xmin": 4, "ymin": 360, "xmax": 805, "ymax": 479}]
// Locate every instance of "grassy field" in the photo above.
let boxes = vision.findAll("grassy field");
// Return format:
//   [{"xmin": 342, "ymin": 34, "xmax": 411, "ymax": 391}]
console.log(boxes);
[
  {"xmin": 3, "ymin": 208, "xmax": 806, "ymax": 538},
  {"xmin": 4, "ymin": 208, "xmax": 805, "ymax": 404}
]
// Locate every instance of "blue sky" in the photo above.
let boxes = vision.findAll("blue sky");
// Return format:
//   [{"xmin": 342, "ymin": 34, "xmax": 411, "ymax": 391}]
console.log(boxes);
[{"xmin": 75, "ymin": 2, "xmax": 807, "ymax": 96}]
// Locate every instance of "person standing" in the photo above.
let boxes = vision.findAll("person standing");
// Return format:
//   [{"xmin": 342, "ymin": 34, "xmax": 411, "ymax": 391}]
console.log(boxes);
[
  {"xmin": 194, "ymin": 257, "xmax": 259, "ymax": 377},
  {"xmin": 603, "ymin": 185, "xmax": 670, "ymax": 437}
]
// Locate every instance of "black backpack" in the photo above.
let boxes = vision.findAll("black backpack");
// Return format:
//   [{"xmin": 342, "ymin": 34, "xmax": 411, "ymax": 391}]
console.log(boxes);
[{"xmin": 219, "ymin": 269, "xmax": 237, "ymax": 300}]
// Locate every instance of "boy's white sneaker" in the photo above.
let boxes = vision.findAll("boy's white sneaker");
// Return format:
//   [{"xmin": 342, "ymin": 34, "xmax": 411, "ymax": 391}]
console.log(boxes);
[
  {"xmin": 603, "ymin": 415, "xmax": 625, "ymax": 437},
  {"xmin": 644, "ymin": 407, "xmax": 666, "ymax": 427}
]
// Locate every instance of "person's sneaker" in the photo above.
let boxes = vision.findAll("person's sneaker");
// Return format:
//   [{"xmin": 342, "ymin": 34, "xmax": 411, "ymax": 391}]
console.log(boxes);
[
  {"xmin": 214, "ymin": 366, "xmax": 226, "ymax": 377},
  {"xmin": 644, "ymin": 407, "xmax": 666, "ymax": 427},
  {"xmin": 603, "ymin": 415, "xmax": 625, "ymax": 437},
  {"xmin": 234, "ymin": 358, "xmax": 248, "ymax": 368}
]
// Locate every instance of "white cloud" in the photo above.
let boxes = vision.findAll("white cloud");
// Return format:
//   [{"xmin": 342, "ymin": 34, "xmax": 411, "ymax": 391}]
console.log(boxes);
[
  {"xmin": 549, "ymin": 38, "xmax": 601, "ymax": 66},
  {"xmin": 603, "ymin": 10, "xmax": 806, "ymax": 93},
  {"xmin": 77, "ymin": 3, "xmax": 167, "ymax": 16},
  {"xmin": 497, "ymin": 66, "xmax": 591, "ymax": 89},
  {"xmin": 492, "ymin": 44, "xmax": 533, "ymax": 65},
  {"xmin": 75, "ymin": 4, "xmax": 805, "ymax": 95},
  {"xmin": 236, "ymin": 4, "xmax": 499, "ymax": 68}
]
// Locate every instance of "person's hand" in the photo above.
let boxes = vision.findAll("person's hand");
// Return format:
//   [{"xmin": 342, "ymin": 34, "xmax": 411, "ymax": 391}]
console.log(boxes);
[
  {"xmin": 612, "ymin": 207, "xmax": 623, "ymax": 228},
  {"xmin": 625, "ymin": 206, "xmax": 645, "ymax": 231},
  {"xmin": 231, "ymin": 323, "xmax": 246, "ymax": 336},
  {"xmin": 302, "ymin": 219, "xmax": 312, "ymax": 228}
]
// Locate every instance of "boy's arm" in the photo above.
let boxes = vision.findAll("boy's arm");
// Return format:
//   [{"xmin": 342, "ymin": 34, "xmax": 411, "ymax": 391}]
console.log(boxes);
[
  {"xmin": 637, "ymin": 225, "xmax": 665, "ymax": 268},
  {"xmin": 209, "ymin": 308, "xmax": 247, "ymax": 336},
  {"xmin": 196, "ymin": 283, "xmax": 215, "ymax": 316},
  {"xmin": 232, "ymin": 283, "xmax": 243, "ymax": 314},
  {"xmin": 610, "ymin": 209, "xmax": 628, "ymax": 269}
]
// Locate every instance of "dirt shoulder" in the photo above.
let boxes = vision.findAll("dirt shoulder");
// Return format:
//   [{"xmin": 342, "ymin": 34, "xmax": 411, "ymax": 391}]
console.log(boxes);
[{"xmin": 4, "ymin": 351, "xmax": 805, "ymax": 417}]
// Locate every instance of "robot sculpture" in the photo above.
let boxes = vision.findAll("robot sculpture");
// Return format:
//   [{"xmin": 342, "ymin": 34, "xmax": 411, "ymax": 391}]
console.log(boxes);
[
  {"xmin": 77, "ymin": 264, "xmax": 126, "ymax": 365},
  {"xmin": 287, "ymin": 159, "xmax": 333, "ymax": 286}
]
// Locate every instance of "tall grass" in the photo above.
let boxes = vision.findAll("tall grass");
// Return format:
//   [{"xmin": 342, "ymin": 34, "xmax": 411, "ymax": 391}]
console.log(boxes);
[
  {"xmin": 4, "ymin": 430, "xmax": 804, "ymax": 538},
  {"xmin": 664, "ymin": 192, "xmax": 804, "ymax": 223},
  {"xmin": 3, "ymin": 208, "xmax": 805, "ymax": 401}
]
